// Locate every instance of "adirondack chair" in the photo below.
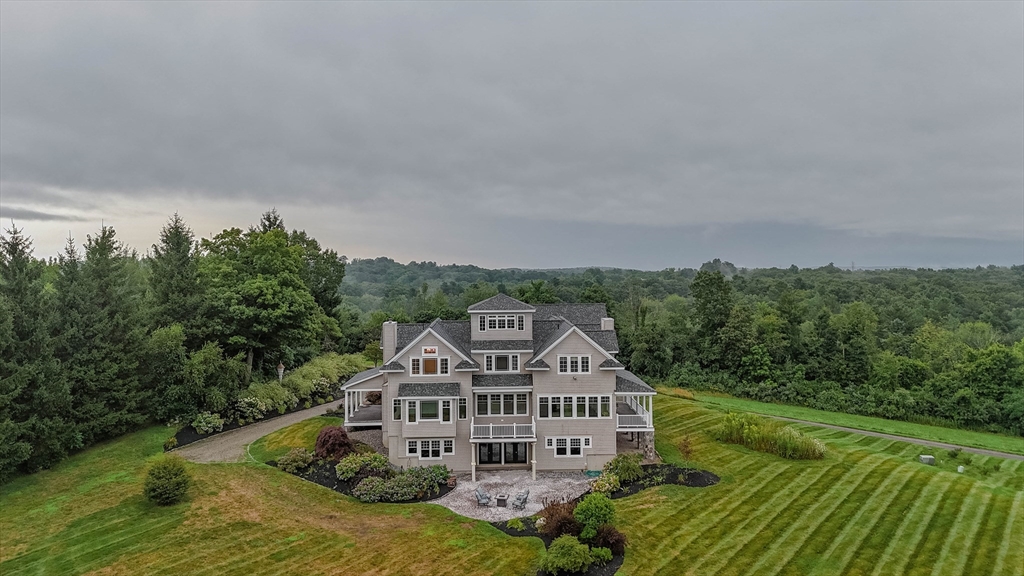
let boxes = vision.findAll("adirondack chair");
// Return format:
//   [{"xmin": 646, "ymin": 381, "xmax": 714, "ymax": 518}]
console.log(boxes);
[
  {"xmin": 475, "ymin": 487, "xmax": 492, "ymax": 506},
  {"xmin": 511, "ymin": 489, "xmax": 529, "ymax": 510}
]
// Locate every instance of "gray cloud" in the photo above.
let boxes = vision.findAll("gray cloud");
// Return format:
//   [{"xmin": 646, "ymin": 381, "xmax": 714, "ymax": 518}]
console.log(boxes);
[
  {"xmin": 0, "ymin": 206, "xmax": 89, "ymax": 223},
  {"xmin": 1, "ymin": 2, "xmax": 1021, "ymax": 267}
]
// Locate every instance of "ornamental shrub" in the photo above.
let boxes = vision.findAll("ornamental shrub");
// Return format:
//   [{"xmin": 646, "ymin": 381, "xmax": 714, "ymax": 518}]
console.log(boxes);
[
  {"xmin": 277, "ymin": 448, "xmax": 314, "ymax": 473},
  {"xmin": 144, "ymin": 455, "xmax": 191, "ymax": 505},
  {"xmin": 574, "ymin": 493, "xmax": 615, "ymax": 540},
  {"xmin": 191, "ymin": 411, "xmax": 224, "ymax": 435},
  {"xmin": 538, "ymin": 499, "xmax": 582, "ymax": 538},
  {"xmin": 604, "ymin": 453, "xmax": 643, "ymax": 484},
  {"xmin": 590, "ymin": 546, "xmax": 613, "ymax": 565},
  {"xmin": 349, "ymin": 464, "xmax": 450, "ymax": 503},
  {"xmin": 540, "ymin": 535, "xmax": 592, "ymax": 575},
  {"xmin": 352, "ymin": 476, "xmax": 386, "ymax": 503},
  {"xmin": 591, "ymin": 472, "xmax": 620, "ymax": 495},
  {"xmin": 506, "ymin": 517, "xmax": 525, "ymax": 532},
  {"xmin": 246, "ymin": 382, "xmax": 298, "ymax": 415},
  {"xmin": 235, "ymin": 396, "xmax": 268, "ymax": 422},
  {"xmin": 593, "ymin": 524, "xmax": 628, "ymax": 555},
  {"xmin": 315, "ymin": 426, "xmax": 356, "ymax": 460},
  {"xmin": 335, "ymin": 452, "xmax": 392, "ymax": 481},
  {"xmin": 163, "ymin": 436, "xmax": 178, "ymax": 451}
]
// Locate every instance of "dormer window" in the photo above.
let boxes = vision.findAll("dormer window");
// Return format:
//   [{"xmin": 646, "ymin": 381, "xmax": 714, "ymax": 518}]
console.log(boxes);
[
  {"xmin": 410, "ymin": 355, "xmax": 450, "ymax": 376},
  {"xmin": 479, "ymin": 314, "xmax": 525, "ymax": 331}
]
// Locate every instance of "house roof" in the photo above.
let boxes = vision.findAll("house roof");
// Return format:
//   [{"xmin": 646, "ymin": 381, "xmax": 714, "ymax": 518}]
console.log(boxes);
[
  {"xmin": 396, "ymin": 382, "xmax": 462, "ymax": 397},
  {"xmin": 524, "ymin": 358, "xmax": 549, "ymax": 370},
  {"xmin": 615, "ymin": 370, "xmax": 656, "ymax": 394},
  {"xmin": 467, "ymin": 293, "xmax": 535, "ymax": 312},
  {"xmin": 380, "ymin": 361, "xmax": 405, "ymax": 372},
  {"xmin": 341, "ymin": 367, "xmax": 383, "ymax": 389},
  {"xmin": 454, "ymin": 359, "xmax": 480, "ymax": 370},
  {"xmin": 472, "ymin": 374, "xmax": 533, "ymax": 387},
  {"xmin": 534, "ymin": 303, "xmax": 608, "ymax": 328},
  {"xmin": 599, "ymin": 358, "xmax": 625, "ymax": 369},
  {"xmin": 470, "ymin": 339, "xmax": 534, "ymax": 351}
]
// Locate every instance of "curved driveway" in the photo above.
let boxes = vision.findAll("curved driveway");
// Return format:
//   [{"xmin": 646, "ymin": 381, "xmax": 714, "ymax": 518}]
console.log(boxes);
[{"xmin": 174, "ymin": 398, "xmax": 344, "ymax": 463}]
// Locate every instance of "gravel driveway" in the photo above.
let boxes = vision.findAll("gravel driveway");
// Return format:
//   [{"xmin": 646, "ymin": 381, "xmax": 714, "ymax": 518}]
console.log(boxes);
[{"xmin": 173, "ymin": 399, "xmax": 345, "ymax": 463}]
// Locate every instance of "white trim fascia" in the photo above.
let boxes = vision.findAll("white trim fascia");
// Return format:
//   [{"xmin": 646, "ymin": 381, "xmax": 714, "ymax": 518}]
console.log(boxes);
[
  {"xmin": 470, "ymin": 309, "xmax": 535, "ymax": 314},
  {"xmin": 455, "ymin": 367, "xmax": 480, "ymax": 372},
  {"xmin": 470, "ymin": 387, "xmax": 534, "ymax": 393},
  {"xmin": 524, "ymin": 367, "xmax": 549, "ymax": 371},
  {"xmin": 599, "ymin": 366, "xmax": 625, "ymax": 371},
  {"xmin": 397, "ymin": 396, "xmax": 463, "ymax": 401},
  {"xmin": 614, "ymin": 391, "xmax": 657, "ymax": 396},
  {"xmin": 340, "ymin": 371, "xmax": 384, "ymax": 390},
  {"xmin": 471, "ymin": 350, "xmax": 533, "ymax": 354},
  {"xmin": 532, "ymin": 326, "xmax": 614, "ymax": 363},
  {"xmin": 388, "ymin": 327, "xmax": 472, "ymax": 364}
]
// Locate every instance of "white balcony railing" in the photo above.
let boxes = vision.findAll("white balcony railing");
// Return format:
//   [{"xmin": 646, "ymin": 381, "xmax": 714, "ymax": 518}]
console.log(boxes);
[
  {"xmin": 617, "ymin": 414, "xmax": 650, "ymax": 428},
  {"xmin": 471, "ymin": 418, "xmax": 536, "ymax": 440}
]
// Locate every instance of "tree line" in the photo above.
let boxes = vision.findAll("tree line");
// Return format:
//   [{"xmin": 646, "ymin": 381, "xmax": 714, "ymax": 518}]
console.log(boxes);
[{"xmin": 0, "ymin": 210, "xmax": 349, "ymax": 482}]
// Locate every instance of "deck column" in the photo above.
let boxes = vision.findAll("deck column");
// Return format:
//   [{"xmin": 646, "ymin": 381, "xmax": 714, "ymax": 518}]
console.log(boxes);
[
  {"xmin": 471, "ymin": 451, "xmax": 477, "ymax": 483},
  {"xmin": 531, "ymin": 442, "xmax": 537, "ymax": 481}
]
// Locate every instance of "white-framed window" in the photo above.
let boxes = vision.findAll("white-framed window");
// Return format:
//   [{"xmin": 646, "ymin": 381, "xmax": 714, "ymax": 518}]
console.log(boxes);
[
  {"xmin": 407, "ymin": 401, "xmax": 417, "ymax": 423},
  {"xmin": 411, "ymin": 356, "xmax": 450, "ymax": 376},
  {"xmin": 393, "ymin": 398, "xmax": 402, "ymax": 421},
  {"xmin": 537, "ymin": 395, "xmax": 612, "ymax": 419},
  {"xmin": 458, "ymin": 397, "xmax": 467, "ymax": 419},
  {"xmin": 406, "ymin": 399, "xmax": 456, "ymax": 423},
  {"xmin": 442, "ymin": 400, "xmax": 452, "ymax": 423},
  {"xmin": 408, "ymin": 439, "xmax": 453, "ymax": 459},
  {"xmin": 475, "ymin": 393, "xmax": 529, "ymax": 416},
  {"xmin": 557, "ymin": 355, "xmax": 590, "ymax": 374},
  {"xmin": 485, "ymin": 354, "xmax": 519, "ymax": 373},
  {"xmin": 546, "ymin": 436, "xmax": 591, "ymax": 457},
  {"xmin": 485, "ymin": 314, "xmax": 525, "ymax": 330}
]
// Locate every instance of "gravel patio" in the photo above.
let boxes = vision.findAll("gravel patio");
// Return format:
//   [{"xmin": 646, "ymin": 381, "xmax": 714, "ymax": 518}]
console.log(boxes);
[{"xmin": 431, "ymin": 470, "xmax": 593, "ymax": 522}]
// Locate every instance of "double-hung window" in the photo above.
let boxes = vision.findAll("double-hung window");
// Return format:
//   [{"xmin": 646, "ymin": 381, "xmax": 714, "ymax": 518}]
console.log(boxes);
[
  {"xmin": 546, "ymin": 436, "xmax": 591, "ymax": 457},
  {"xmin": 485, "ymin": 354, "xmax": 519, "ymax": 373},
  {"xmin": 421, "ymin": 440, "xmax": 441, "ymax": 459},
  {"xmin": 410, "ymin": 439, "xmax": 453, "ymax": 460},
  {"xmin": 482, "ymin": 314, "xmax": 525, "ymax": 331},
  {"xmin": 557, "ymin": 355, "xmax": 591, "ymax": 374},
  {"xmin": 476, "ymin": 393, "xmax": 529, "ymax": 416}
]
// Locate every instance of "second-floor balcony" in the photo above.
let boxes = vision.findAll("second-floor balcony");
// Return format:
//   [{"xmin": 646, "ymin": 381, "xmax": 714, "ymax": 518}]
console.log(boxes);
[{"xmin": 471, "ymin": 417, "xmax": 536, "ymax": 441}]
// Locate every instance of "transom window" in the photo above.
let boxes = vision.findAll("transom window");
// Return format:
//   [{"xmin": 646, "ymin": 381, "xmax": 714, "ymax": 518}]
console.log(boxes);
[
  {"xmin": 410, "ymin": 356, "xmax": 450, "ymax": 376},
  {"xmin": 485, "ymin": 354, "xmax": 519, "ymax": 373},
  {"xmin": 481, "ymin": 314, "xmax": 525, "ymax": 331},
  {"xmin": 538, "ymin": 395, "xmax": 611, "ymax": 419},
  {"xmin": 545, "ymin": 436, "xmax": 591, "ymax": 457},
  {"xmin": 557, "ymin": 355, "xmax": 590, "ymax": 374},
  {"xmin": 476, "ymin": 393, "xmax": 529, "ymax": 416},
  {"xmin": 408, "ymin": 439, "xmax": 454, "ymax": 459}
]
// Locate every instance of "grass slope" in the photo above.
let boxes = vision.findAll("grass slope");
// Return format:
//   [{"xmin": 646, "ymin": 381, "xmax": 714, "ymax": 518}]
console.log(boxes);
[
  {"xmin": 683, "ymin": 390, "xmax": 1024, "ymax": 456},
  {"xmin": 247, "ymin": 416, "xmax": 344, "ymax": 463},
  {"xmin": 616, "ymin": 394, "xmax": 1024, "ymax": 576},
  {"xmin": 0, "ymin": 427, "xmax": 541, "ymax": 576}
]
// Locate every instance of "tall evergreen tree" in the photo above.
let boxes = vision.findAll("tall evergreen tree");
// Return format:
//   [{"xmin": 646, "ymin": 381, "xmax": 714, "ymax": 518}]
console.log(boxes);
[
  {"xmin": 149, "ymin": 214, "xmax": 203, "ymax": 345},
  {"xmin": 0, "ymin": 226, "xmax": 77, "ymax": 480}
]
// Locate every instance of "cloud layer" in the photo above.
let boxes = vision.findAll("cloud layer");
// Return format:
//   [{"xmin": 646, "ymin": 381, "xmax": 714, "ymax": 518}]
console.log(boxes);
[{"xmin": 2, "ymin": 3, "xmax": 1021, "ymax": 267}]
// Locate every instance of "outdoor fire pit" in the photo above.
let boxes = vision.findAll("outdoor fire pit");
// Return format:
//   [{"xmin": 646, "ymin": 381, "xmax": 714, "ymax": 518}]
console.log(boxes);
[{"xmin": 496, "ymin": 493, "xmax": 509, "ymax": 507}]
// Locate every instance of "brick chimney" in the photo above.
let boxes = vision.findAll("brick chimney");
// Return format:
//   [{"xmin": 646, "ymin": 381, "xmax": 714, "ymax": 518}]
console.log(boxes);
[
  {"xmin": 601, "ymin": 317, "xmax": 614, "ymax": 331},
  {"xmin": 382, "ymin": 321, "xmax": 398, "ymax": 361}
]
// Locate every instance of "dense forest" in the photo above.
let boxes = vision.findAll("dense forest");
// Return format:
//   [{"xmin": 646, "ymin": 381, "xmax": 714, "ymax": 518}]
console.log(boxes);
[{"xmin": 2, "ymin": 210, "xmax": 1022, "ymax": 481}]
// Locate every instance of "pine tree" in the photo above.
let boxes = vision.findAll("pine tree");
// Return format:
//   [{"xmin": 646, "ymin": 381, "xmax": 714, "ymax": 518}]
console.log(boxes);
[
  {"xmin": 0, "ymin": 226, "xmax": 77, "ymax": 480},
  {"xmin": 148, "ymin": 213, "xmax": 204, "ymax": 346}
]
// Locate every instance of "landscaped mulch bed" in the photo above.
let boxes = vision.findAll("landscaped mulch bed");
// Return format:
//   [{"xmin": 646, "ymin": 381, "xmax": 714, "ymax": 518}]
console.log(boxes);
[
  {"xmin": 489, "ymin": 464, "xmax": 718, "ymax": 576},
  {"xmin": 278, "ymin": 459, "xmax": 454, "ymax": 503},
  {"xmin": 168, "ymin": 393, "xmax": 343, "ymax": 450}
]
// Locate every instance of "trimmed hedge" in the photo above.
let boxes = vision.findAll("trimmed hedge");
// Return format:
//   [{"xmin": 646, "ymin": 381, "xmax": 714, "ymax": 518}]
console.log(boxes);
[{"xmin": 144, "ymin": 455, "xmax": 191, "ymax": 505}]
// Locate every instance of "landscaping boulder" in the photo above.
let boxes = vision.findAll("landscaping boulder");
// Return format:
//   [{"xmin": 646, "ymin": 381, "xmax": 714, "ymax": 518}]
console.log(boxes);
[{"xmin": 919, "ymin": 455, "xmax": 936, "ymax": 465}]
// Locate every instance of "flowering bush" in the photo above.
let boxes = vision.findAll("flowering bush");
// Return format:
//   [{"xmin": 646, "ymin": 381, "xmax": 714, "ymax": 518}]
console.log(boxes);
[
  {"xmin": 235, "ymin": 396, "xmax": 268, "ymax": 422},
  {"xmin": 603, "ymin": 453, "xmax": 643, "ymax": 484},
  {"xmin": 352, "ymin": 476, "xmax": 387, "ymax": 503},
  {"xmin": 350, "ymin": 464, "xmax": 450, "ymax": 503},
  {"xmin": 191, "ymin": 411, "xmax": 224, "ymax": 435},
  {"xmin": 591, "ymin": 472, "xmax": 620, "ymax": 494},
  {"xmin": 335, "ymin": 453, "xmax": 392, "ymax": 481}
]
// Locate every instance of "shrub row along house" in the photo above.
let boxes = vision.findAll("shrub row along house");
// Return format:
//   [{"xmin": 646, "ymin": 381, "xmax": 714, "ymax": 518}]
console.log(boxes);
[{"xmin": 340, "ymin": 294, "xmax": 656, "ymax": 480}]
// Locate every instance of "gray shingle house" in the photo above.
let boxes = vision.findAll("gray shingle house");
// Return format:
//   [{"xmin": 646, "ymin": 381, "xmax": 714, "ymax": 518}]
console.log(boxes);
[{"xmin": 340, "ymin": 294, "xmax": 656, "ymax": 480}]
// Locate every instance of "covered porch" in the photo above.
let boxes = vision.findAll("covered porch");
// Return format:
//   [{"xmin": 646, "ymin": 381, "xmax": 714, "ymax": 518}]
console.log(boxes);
[
  {"xmin": 340, "ymin": 367, "xmax": 384, "ymax": 428},
  {"xmin": 615, "ymin": 393, "xmax": 654, "ymax": 432}
]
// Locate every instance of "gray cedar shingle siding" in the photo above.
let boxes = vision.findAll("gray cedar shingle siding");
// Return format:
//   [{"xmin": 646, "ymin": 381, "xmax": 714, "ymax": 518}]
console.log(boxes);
[
  {"xmin": 467, "ymin": 293, "xmax": 535, "ymax": 311},
  {"xmin": 471, "ymin": 374, "xmax": 534, "ymax": 388},
  {"xmin": 470, "ymin": 339, "xmax": 535, "ymax": 351},
  {"xmin": 396, "ymin": 382, "xmax": 462, "ymax": 397},
  {"xmin": 615, "ymin": 370, "xmax": 656, "ymax": 394}
]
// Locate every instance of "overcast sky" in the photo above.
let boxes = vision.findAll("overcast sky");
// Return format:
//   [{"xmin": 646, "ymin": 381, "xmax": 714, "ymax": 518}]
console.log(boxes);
[{"xmin": 1, "ymin": 2, "xmax": 1022, "ymax": 269}]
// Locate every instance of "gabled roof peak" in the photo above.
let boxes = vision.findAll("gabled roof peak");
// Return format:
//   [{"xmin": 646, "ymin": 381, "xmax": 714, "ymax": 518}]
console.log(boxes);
[{"xmin": 467, "ymin": 293, "xmax": 535, "ymax": 312}]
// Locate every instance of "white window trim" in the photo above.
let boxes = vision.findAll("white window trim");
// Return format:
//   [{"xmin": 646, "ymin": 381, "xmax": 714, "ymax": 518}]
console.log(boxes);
[
  {"xmin": 410, "ymin": 356, "xmax": 451, "ymax": 377},
  {"xmin": 443, "ymin": 439, "xmax": 455, "ymax": 455},
  {"xmin": 485, "ymin": 314, "xmax": 524, "ymax": 331},
  {"xmin": 537, "ymin": 395, "xmax": 612, "ymax": 419},
  {"xmin": 545, "ymin": 436, "xmax": 592, "ymax": 458},
  {"xmin": 418, "ymin": 439, "xmax": 444, "ymax": 460},
  {"xmin": 407, "ymin": 440, "xmax": 418, "ymax": 456},
  {"xmin": 484, "ymin": 354, "xmax": 520, "ymax": 374},
  {"xmin": 458, "ymin": 397, "xmax": 468, "ymax": 420},
  {"xmin": 557, "ymin": 354, "xmax": 591, "ymax": 375},
  {"xmin": 392, "ymin": 398, "xmax": 402, "ymax": 421},
  {"xmin": 475, "ymin": 393, "xmax": 529, "ymax": 416}
]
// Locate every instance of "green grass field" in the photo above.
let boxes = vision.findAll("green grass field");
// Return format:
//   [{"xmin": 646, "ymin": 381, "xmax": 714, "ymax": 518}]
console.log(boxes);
[
  {"xmin": 2, "ymin": 395, "xmax": 1021, "ymax": 575},
  {"xmin": 247, "ymin": 416, "xmax": 344, "ymax": 463},
  {"xmin": 682, "ymin": 389, "xmax": 1024, "ymax": 456}
]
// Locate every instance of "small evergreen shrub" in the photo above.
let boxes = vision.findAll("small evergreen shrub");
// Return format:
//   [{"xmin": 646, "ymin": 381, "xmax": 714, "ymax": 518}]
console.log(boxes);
[
  {"xmin": 352, "ymin": 476, "xmax": 387, "ymax": 503},
  {"xmin": 191, "ymin": 411, "xmax": 224, "ymax": 435},
  {"xmin": 590, "ymin": 546, "xmax": 613, "ymax": 565},
  {"xmin": 506, "ymin": 517, "xmax": 526, "ymax": 532},
  {"xmin": 538, "ymin": 499, "xmax": 582, "ymax": 538},
  {"xmin": 315, "ymin": 426, "xmax": 356, "ymax": 460},
  {"xmin": 573, "ymin": 493, "xmax": 615, "ymax": 540},
  {"xmin": 593, "ymin": 524, "xmax": 628, "ymax": 555},
  {"xmin": 710, "ymin": 412, "xmax": 826, "ymax": 460},
  {"xmin": 604, "ymin": 453, "xmax": 643, "ymax": 484},
  {"xmin": 163, "ymin": 436, "xmax": 178, "ymax": 451},
  {"xmin": 277, "ymin": 448, "xmax": 313, "ymax": 473},
  {"xmin": 335, "ymin": 452, "xmax": 392, "ymax": 481},
  {"xmin": 144, "ymin": 456, "xmax": 191, "ymax": 505},
  {"xmin": 540, "ymin": 535, "xmax": 593, "ymax": 575},
  {"xmin": 591, "ymin": 472, "xmax": 620, "ymax": 494}
]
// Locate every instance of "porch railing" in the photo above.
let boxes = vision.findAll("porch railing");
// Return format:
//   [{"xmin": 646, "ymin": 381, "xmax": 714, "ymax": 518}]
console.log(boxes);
[
  {"xmin": 617, "ymin": 414, "xmax": 651, "ymax": 428},
  {"xmin": 471, "ymin": 418, "xmax": 536, "ymax": 439}
]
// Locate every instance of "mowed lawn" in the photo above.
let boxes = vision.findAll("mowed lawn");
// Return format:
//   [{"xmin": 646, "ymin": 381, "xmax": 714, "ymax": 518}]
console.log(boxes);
[
  {"xmin": 688, "ymin": 390, "xmax": 1024, "ymax": 456},
  {"xmin": 0, "ymin": 427, "xmax": 542, "ymax": 576},
  {"xmin": 247, "ymin": 416, "xmax": 344, "ymax": 463},
  {"xmin": 616, "ymin": 394, "xmax": 1024, "ymax": 576}
]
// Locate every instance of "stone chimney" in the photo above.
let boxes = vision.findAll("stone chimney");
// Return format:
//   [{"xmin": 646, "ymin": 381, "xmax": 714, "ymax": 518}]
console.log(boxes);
[
  {"xmin": 601, "ymin": 317, "xmax": 614, "ymax": 331},
  {"xmin": 382, "ymin": 321, "xmax": 398, "ymax": 361}
]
